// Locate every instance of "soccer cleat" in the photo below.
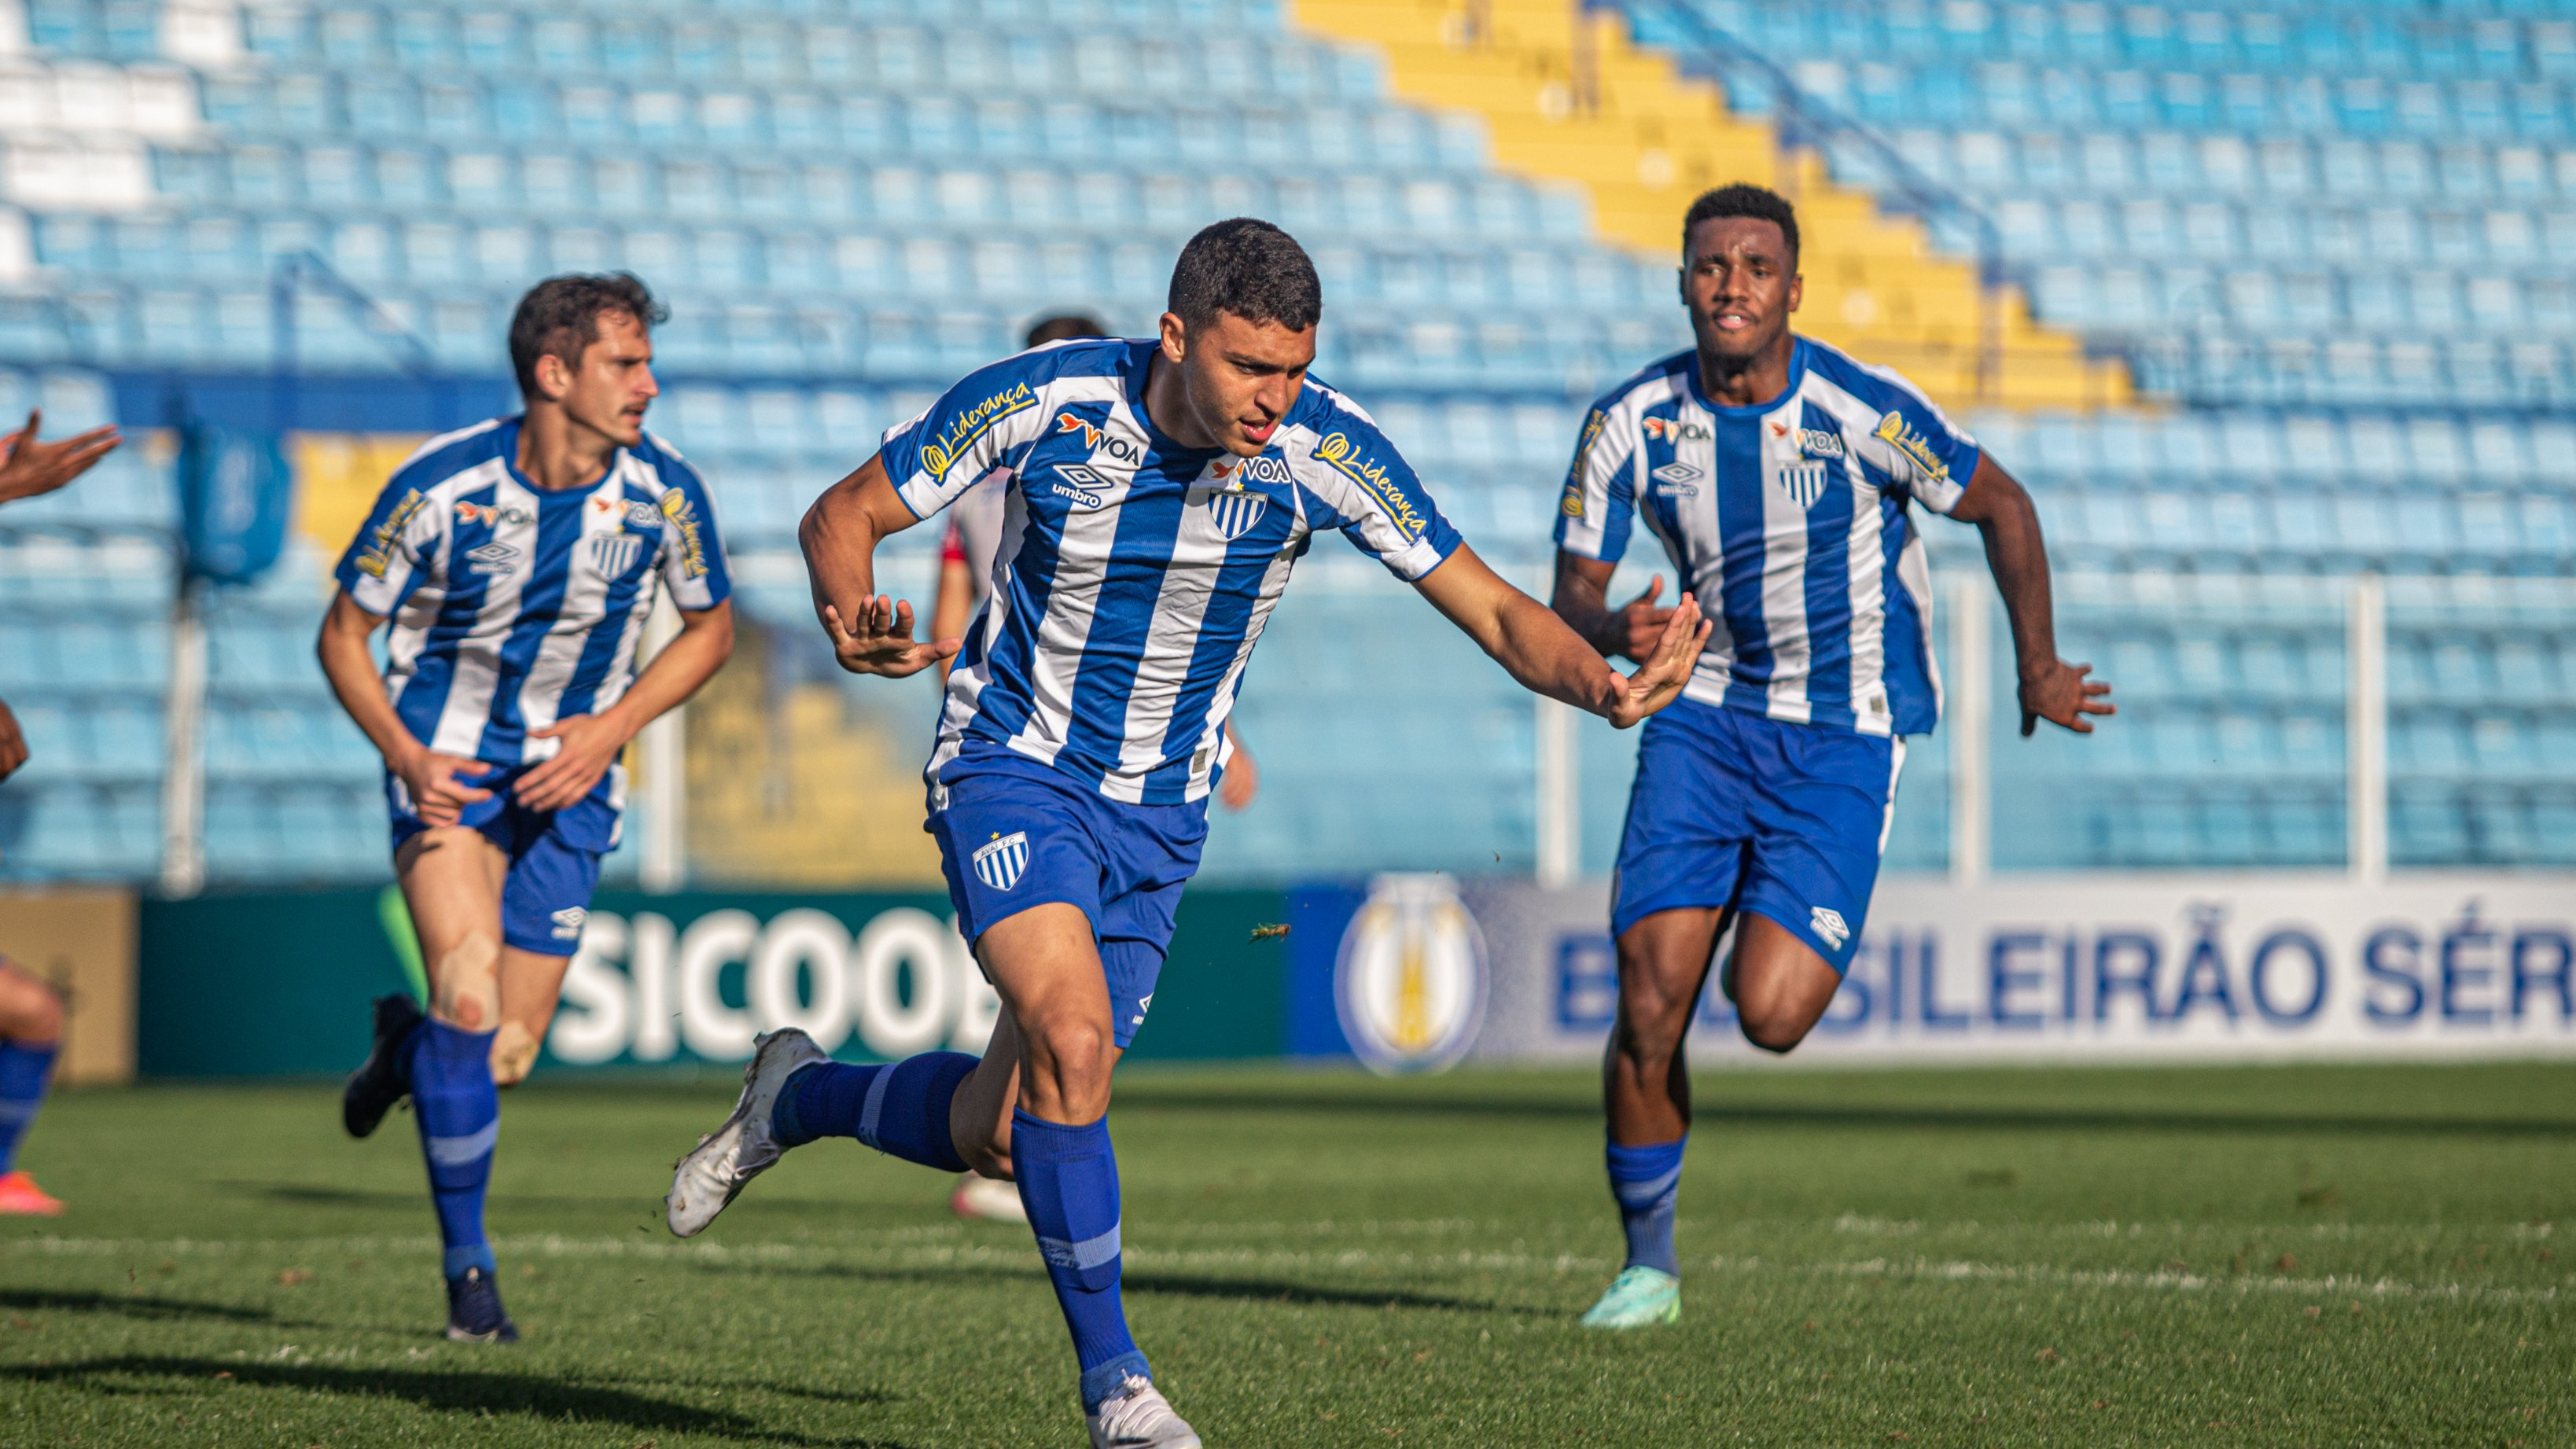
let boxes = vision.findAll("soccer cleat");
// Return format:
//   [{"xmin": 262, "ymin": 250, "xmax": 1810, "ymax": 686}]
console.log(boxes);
[
  {"xmin": 1087, "ymin": 1374, "xmax": 1202, "ymax": 1449},
  {"xmin": 666, "ymin": 1028, "xmax": 829, "ymax": 1238},
  {"xmin": 951, "ymin": 1171, "xmax": 1028, "ymax": 1223},
  {"xmin": 0, "ymin": 1171, "xmax": 62, "ymax": 1216},
  {"xmin": 443, "ymin": 1266, "xmax": 520, "ymax": 1344},
  {"xmin": 1580, "ymin": 1264, "xmax": 1681, "ymax": 1329},
  {"xmin": 343, "ymin": 992, "xmax": 423, "ymax": 1138}
]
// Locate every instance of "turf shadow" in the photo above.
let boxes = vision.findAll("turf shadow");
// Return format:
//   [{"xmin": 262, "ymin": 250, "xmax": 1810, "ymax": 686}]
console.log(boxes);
[
  {"xmin": 683, "ymin": 1252, "xmax": 1514, "ymax": 1315},
  {"xmin": 1119, "ymin": 1089, "xmax": 2576, "ymax": 1140},
  {"xmin": 0, "ymin": 1289, "xmax": 296, "ymax": 1326},
  {"xmin": 10, "ymin": 1356, "xmax": 914, "ymax": 1447},
  {"xmin": 1121, "ymin": 1270, "xmax": 1509, "ymax": 1315}
]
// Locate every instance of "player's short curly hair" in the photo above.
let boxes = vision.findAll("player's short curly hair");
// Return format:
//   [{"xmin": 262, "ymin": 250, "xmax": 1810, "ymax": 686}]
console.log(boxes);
[
  {"xmin": 1167, "ymin": 219, "xmax": 1323, "ymax": 333},
  {"xmin": 1025, "ymin": 313, "xmax": 1108, "ymax": 348},
  {"xmin": 508, "ymin": 273, "xmax": 668, "ymax": 398},
  {"xmin": 1683, "ymin": 185, "xmax": 1800, "ymax": 263}
]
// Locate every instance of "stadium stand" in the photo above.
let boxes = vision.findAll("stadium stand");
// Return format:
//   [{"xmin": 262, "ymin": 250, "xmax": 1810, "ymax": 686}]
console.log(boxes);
[{"xmin": 0, "ymin": 0, "xmax": 2567, "ymax": 884}]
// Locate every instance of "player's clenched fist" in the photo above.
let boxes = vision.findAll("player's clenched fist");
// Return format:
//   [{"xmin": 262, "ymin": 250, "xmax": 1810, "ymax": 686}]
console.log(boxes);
[
  {"xmin": 820, "ymin": 594, "xmax": 962, "ymax": 679},
  {"xmin": 1603, "ymin": 593, "xmax": 1711, "ymax": 730}
]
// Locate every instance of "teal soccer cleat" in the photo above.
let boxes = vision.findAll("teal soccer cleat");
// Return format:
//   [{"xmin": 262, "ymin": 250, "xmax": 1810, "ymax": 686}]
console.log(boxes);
[{"xmin": 1580, "ymin": 1265, "xmax": 1681, "ymax": 1329}]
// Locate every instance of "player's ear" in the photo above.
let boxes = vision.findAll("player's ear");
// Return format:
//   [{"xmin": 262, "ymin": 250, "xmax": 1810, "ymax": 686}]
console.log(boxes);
[
  {"xmin": 1787, "ymin": 270, "xmax": 1803, "ymax": 314},
  {"xmin": 1157, "ymin": 312, "xmax": 1188, "ymax": 364},
  {"xmin": 533, "ymin": 350, "xmax": 572, "ymax": 403}
]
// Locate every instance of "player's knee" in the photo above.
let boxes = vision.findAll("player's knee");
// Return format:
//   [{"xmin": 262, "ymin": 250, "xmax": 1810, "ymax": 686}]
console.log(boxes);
[
  {"xmin": 1025, "ymin": 1017, "xmax": 1112, "ymax": 1116},
  {"xmin": 1738, "ymin": 1008, "xmax": 1813, "ymax": 1056},
  {"xmin": 430, "ymin": 936, "xmax": 502, "ymax": 1030},
  {"xmin": 489, "ymin": 1021, "xmax": 539, "ymax": 1086},
  {"xmin": 0, "ymin": 978, "xmax": 63, "ymax": 1045}
]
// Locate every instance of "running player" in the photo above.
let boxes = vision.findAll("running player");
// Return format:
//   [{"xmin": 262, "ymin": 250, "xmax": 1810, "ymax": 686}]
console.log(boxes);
[
  {"xmin": 320, "ymin": 274, "xmax": 735, "ymax": 1342},
  {"xmin": 1552, "ymin": 186, "xmax": 2114, "ymax": 1329},
  {"xmin": 0, "ymin": 406, "xmax": 123, "ymax": 1216},
  {"xmin": 667, "ymin": 219, "xmax": 1709, "ymax": 1448},
  {"xmin": 927, "ymin": 311, "xmax": 1258, "ymax": 1227}
]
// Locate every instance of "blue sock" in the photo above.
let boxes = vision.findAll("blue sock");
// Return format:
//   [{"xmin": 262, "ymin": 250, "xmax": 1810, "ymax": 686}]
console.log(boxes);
[
  {"xmin": 0, "ymin": 1039, "xmax": 57, "ymax": 1175},
  {"xmin": 768, "ymin": 1054, "xmax": 976, "ymax": 1173},
  {"xmin": 1013, "ymin": 1109, "xmax": 1147, "ymax": 1410},
  {"xmin": 407, "ymin": 1020, "xmax": 499, "ymax": 1282},
  {"xmin": 1606, "ymin": 1135, "xmax": 1686, "ymax": 1278}
]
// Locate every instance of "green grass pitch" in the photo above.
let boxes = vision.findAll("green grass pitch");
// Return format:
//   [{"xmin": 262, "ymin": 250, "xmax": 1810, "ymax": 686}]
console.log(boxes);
[{"xmin": 0, "ymin": 1061, "xmax": 2567, "ymax": 1447}]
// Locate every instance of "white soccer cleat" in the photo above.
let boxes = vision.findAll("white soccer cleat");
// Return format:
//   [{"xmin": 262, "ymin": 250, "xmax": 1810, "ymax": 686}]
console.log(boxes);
[
  {"xmin": 666, "ymin": 1028, "xmax": 829, "ymax": 1238},
  {"xmin": 950, "ymin": 1171, "xmax": 1029, "ymax": 1223},
  {"xmin": 1087, "ymin": 1374, "xmax": 1202, "ymax": 1449}
]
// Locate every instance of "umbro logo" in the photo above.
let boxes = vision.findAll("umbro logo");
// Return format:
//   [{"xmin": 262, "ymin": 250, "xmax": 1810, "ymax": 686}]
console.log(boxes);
[
  {"xmin": 1809, "ymin": 907, "xmax": 1849, "ymax": 950},
  {"xmin": 464, "ymin": 542, "xmax": 519, "ymax": 572},
  {"xmin": 1050, "ymin": 465, "xmax": 1110, "ymax": 508},
  {"xmin": 550, "ymin": 906, "xmax": 588, "ymax": 940}
]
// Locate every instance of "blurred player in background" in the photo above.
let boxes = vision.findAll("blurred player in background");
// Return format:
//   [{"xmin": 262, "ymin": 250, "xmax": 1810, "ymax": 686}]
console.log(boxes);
[
  {"xmin": 929, "ymin": 311, "xmax": 1259, "ymax": 1227},
  {"xmin": 668, "ymin": 219, "xmax": 1708, "ymax": 1448},
  {"xmin": 0, "ymin": 408, "xmax": 121, "ymax": 1216},
  {"xmin": 1551, "ymin": 186, "xmax": 2113, "ymax": 1329},
  {"xmin": 319, "ymin": 274, "xmax": 735, "ymax": 1342}
]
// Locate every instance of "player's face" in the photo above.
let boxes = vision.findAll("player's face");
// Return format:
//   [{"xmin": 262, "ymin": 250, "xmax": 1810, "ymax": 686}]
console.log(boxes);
[
  {"xmin": 554, "ymin": 309, "xmax": 659, "ymax": 449},
  {"xmin": 1681, "ymin": 217, "xmax": 1801, "ymax": 364},
  {"xmin": 1161, "ymin": 310, "xmax": 1316, "ymax": 457}
]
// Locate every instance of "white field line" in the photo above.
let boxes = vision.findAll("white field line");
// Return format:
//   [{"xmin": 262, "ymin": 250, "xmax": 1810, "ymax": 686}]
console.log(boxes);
[{"xmin": 6, "ymin": 1229, "xmax": 2561, "ymax": 1305}]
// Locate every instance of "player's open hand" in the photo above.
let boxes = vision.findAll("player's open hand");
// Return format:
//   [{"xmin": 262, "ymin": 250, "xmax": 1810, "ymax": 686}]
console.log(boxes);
[
  {"xmin": 0, "ymin": 409, "xmax": 120, "ymax": 508},
  {"xmin": 822, "ymin": 595, "xmax": 961, "ymax": 679},
  {"xmin": 2019, "ymin": 659, "xmax": 2115, "ymax": 736},
  {"xmin": 396, "ymin": 747, "xmax": 495, "ymax": 827},
  {"xmin": 515, "ymin": 712, "xmax": 629, "ymax": 813},
  {"xmin": 1609, "ymin": 574, "xmax": 1678, "ymax": 663},
  {"xmin": 1604, "ymin": 592, "xmax": 1710, "ymax": 729},
  {"xmin": 0, "ymin": 697, "xmax": 28, "ymax": 782}
]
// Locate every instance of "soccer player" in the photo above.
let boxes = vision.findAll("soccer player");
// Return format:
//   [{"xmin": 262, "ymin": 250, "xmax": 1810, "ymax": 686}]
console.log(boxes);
[
  {"xmin": 668, "ymin": 219, "xmax": 1709, "ymax": 1447},
  {"xmin": 1551, "ymin": 185, "xmax": 2114, "ymax": 1329},
  {"xmin": 320, "ymin": 274, "xmax": 735, "ymax": 1342},
  {"xmin": 0, "ymin": 406, "xmax": 122, "ymax": 1216},
  {"xmin": 927, "ymin": 311, "xmax": 1258, "ymax": 1227}
]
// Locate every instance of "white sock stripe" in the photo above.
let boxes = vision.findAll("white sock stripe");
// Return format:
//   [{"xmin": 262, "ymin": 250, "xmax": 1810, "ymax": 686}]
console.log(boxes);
[
  {"xmin": 1614, "ymin": 1164, "xmax": 1684, "ymax": 1208},
  {"xmin": 1037, "ymin": 1222, "xmax": 1122, "ymax": 1271},
  {"xmin": 856, "ymin": 1065, "xmax": 896, "ymax": 1149},
  {"xmin": 0, "ymin": 1101, "xmax": 39, "ymax": 1124},
  {"xmin": 425, "ymin": 1120, "xmax": 499, "ymax": 1166}
]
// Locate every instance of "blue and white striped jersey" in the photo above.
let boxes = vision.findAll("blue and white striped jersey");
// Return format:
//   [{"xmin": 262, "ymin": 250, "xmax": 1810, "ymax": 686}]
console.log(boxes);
[
  {"xmin": 883, "ymin": 338, "xmax": 1461, "ymax": 807},
  {"xmin": 334, "ymin": 416, "xmax": 732, "ymax": 773},
  {"xmin": 1555, "ymin": 338, "xmax": 1978, "ymax": 737}
]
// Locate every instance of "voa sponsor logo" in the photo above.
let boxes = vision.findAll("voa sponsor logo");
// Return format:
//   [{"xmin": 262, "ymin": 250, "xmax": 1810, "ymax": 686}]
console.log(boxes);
[
  {"xmin": 1055, "ymin": 410, "xmax": 1144, "ymax": 466},
  {"xmin": 548, "ymin": 906, "xmax": 1002, "ymax": 1065}
]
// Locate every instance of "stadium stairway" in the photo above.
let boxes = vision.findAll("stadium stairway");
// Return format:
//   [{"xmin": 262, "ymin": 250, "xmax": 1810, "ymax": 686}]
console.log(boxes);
[{"xmin": 1285, "ymin": 0, "xmax": 2134, "ymax": 408}]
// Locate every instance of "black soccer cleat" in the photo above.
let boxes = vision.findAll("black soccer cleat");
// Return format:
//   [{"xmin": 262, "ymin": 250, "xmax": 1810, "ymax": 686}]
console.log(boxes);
[
  {"xmin": 343, "ymin": 992, "xmax": 423, "ymax": 1139},
  {"xmin": 443, "ymin": 1266, "xmax": 520, "ymax": 1344}
]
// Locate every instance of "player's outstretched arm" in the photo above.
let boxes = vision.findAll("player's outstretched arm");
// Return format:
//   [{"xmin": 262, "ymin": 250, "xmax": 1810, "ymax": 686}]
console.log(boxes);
[
  {"xmin": 1415, "ymin": 543, "xmax": 1710, "ymax": 729},
  {"xmin": 512, "ymin": 600, "xmax": 737, "ymax": 813},
  {"xmin": 0, "ymin": 409, "xmax": 120, "ymax": 509},
  {"xmin": 315, "ymin": 591, "xmax": 493, "ymax": 826},
  {"xmin": 800, "ymin": 454, "xmax": 961, "ymax": 679},
  {"xmin": 1548, "ymin": 553, "xmax": 1674, "ymax": 664},
  {"xmin": 1949, "ymin": 454, "xmax": 2116, "ymax": 737}
]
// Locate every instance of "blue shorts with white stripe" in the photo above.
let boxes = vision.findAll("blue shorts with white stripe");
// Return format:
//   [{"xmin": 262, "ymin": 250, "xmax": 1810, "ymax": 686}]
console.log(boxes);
[{"xmin": 929, "ymin": 745, "xmax": 1209, "ymax": 1049}]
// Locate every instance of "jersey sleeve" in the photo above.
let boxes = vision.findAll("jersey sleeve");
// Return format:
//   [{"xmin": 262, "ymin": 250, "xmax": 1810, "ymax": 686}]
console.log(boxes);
[
  {"xmin": 1551, "ymin": 403, "xmax": 1637, "ymax": 561},
  {"xmin": 1295, "ymin": 412, "xmax": 1461, "ymax": 583},
  {"xmin": 333, "ymin": 474, "xmax": 447, "ymax": 615},
  {"xmin": 1854, "ymin": 367, "xmax": 1980, "ymax": 516},
  {"xmin": 652, "ymin": 453, "xmax": 733, "ymax": 610},
  {"xmin": 874, "ymin": 355, "xmax": 1053, "ymax": 520}
]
